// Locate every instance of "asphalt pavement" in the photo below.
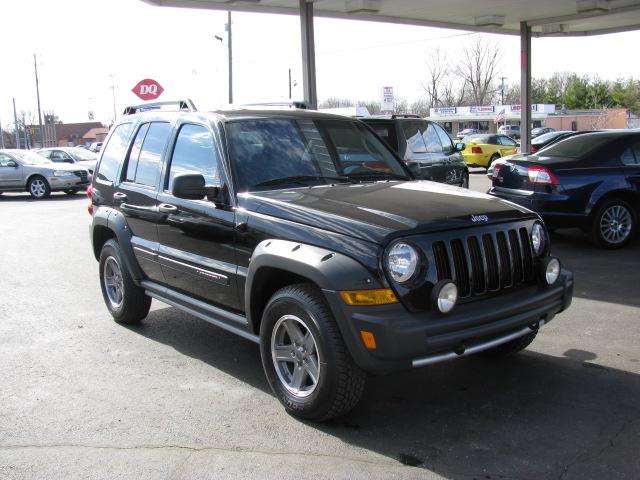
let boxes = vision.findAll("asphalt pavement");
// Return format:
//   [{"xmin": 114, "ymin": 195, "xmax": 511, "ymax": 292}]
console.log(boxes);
[{"xmin": 1, "ymin": 176, "xmax": 639, "ymax": 480}]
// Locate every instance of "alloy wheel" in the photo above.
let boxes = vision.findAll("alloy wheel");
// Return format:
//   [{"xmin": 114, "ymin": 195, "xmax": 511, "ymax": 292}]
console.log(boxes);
[
  {"xmin": 30, "ymin": 179, "xmax": 47, "ymax": 198},
  {"xmin": 271, "ymin": 314, "xmax": 320, "ymax": 398},
  {"xmin": 103, "ymin": 256, "xmax": 125, "ymax": 308},
  {"xmin": 600, "ymin": 205, "xmax": 632, "ymax": 244}
]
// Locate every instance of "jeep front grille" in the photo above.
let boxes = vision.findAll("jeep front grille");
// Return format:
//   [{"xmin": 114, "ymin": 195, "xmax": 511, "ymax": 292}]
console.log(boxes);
[{"xmin": 432, "ymin": 227, "xmax": 535, "ymax": 299}]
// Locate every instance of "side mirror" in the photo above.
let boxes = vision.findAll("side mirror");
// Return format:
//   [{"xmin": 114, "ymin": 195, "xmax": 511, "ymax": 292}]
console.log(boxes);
[
  {"xmin": 6, "ymin": 160, "xmax": 18, "ymax": 168},
  {"xmin": 455, "ymin": 143, "xmax": 465, "ymax": 152},
  {"xmin": 172, "ymin": 174, "xmax": 207, "ymax": 200}
]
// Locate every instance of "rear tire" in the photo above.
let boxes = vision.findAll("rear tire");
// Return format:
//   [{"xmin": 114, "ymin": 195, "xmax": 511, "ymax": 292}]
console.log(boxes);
[
  {"xmin": 99, "ymin": 239, "xmax": 151, "ymax": 324},
  {"xmin": 590, "ymin": 198, "xmax": 637, "ymax": 249},
  {"xmin": 480, "ymin": 331, "xmax": 537, "ymax": 358},
  {"xmin": 28, "ymin": 176, "xmax": 50, "ymax": 199},
  {"xmin": 260, "ymin": 283, "xmax": 366, "ymax": 421}
]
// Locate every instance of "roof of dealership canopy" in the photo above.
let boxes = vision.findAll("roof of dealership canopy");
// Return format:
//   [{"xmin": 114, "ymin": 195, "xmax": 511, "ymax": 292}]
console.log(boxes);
[{"xmin": 142, "ymin": 0, "xmax": 640, "ymax": 36}]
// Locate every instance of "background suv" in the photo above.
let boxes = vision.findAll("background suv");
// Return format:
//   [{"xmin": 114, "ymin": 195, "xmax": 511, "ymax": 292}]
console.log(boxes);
[
  {"xmin": 498, "ymin": 124, "xmax": 521, "ymax": 139},
  {"xmin": 361, "ymin": 115, "xmax": 469, "ymax": 188}
]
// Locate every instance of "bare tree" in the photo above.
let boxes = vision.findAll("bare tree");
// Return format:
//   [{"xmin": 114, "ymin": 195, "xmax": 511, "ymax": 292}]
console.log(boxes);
[
  {"xmin": 454, "ymin": 37, "xmax": 501, "ymax": 106},
  {"xmin": 356, "ymin": 100, "xmax": 381, "ymax": 115},
  {"xmin": 318, "ymin": 97, "xmax": 354, "ymax": 109},
  {"xmin": 422, "ymin": 48, "xmax": 448, "ymax": 108},
  {"xmin": 410, "ymin": 98, "xmax": 430, "ymax": 117},
  {"xmin": 441, "ymin": 78, "xmax": 469, "ymax": 107}
]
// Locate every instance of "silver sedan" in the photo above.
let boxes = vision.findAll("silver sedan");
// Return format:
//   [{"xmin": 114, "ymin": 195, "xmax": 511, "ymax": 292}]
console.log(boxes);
[{"xmin": 0, "ymin": 149, "xmax": 90, "ymax": 199}]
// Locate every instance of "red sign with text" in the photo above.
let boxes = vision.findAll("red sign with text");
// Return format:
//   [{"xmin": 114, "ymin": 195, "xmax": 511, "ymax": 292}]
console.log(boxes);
[{"xmin": 131, "ymin": 79, "xmax": 164, "ymax": 101}]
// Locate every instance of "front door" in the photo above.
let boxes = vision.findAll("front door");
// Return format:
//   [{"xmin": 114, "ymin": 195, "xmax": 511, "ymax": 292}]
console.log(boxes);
[
  {"xmin": 114, "ymin": 121, "xmax": 172, "ymax": 283},
  {"xmin": 0, "ymin": 153, "xmax": 23, "ymax": 188},
  {"xmin": 156, "ymin": 123, "xmax": 240, "ymax": 311}
]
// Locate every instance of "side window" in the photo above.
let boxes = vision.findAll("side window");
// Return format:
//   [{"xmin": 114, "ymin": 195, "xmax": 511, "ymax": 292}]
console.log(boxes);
[
  {"xmin": 401, "ymin": 122, "xmax": 427, "ymax": 154},
  {"xmin": 422, "ymin": 123, "xmax": 443, "ymax": 153},
  {"xmin": 0, "ymin": 153, "xmax": 14, "ymax": 166},
  {"xmin": 51, "ymin": 150, "xmax": 72, "ymax": 162},
  {"xmin": 620, "ymin": 142, "xmax": 640, "ymax": 166},
  {"xmin": 432, "ymin": 123, "xmax": 454, "ymax": 153},
  {"xmin": 133, "ymin": 122, "xmax": 171, "ymax": 188},
  {"xmin": 39, "ymin": 150, "xmax": 52, "ymax": 159},
  {"xmin": 167, "ymin": 124, "xmax": 220, "ymax": 191},
  {"xmin": 498, "ymin": 136, "xmax": 516, "ymax": 146},
  {"xmin": 125, "ymin": 124, "xmax": 150, "ymax": 182},
  {"xmin": 96, "ymin": 123, "xmax": 133, "ymax": 183}
]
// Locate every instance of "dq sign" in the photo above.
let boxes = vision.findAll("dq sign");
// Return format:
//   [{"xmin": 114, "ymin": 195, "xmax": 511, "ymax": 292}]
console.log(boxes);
[{"xmin": 131, "ymin": 79, "xmax": 164, "ymax": 101}]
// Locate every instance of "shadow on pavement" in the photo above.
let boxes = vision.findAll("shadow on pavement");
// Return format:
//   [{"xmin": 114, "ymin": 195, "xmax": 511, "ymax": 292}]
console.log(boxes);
[
  {"xmin": 0, "ymin": 192, "xmax": 87, "ymax": 202},
  {"xmin": 551, "ymin": 228, "xmax": 640, "ymax": 308},
  {"xmin": 134, "ymin": 306, "xmax": 640, "ymax": 479}
]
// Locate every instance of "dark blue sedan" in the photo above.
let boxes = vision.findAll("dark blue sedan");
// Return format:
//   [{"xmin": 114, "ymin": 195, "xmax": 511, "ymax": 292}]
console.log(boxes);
[{"xmin": 488, "ymin": 131, "xmax": 640, "ymax": 248}]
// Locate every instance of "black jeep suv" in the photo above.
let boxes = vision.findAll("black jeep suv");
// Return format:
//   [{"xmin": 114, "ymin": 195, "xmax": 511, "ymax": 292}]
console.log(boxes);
[
  {"xmin": 89, "ymin": 102, "xmax": 573, "ymax": 421},
  {"xmin": 360, "ymin": 115, "xmax": 469, "ymax": 188}
]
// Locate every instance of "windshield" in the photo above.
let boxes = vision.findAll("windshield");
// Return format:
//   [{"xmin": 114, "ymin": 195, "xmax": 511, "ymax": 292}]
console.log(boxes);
[
  {"xmin": 227, "ymin": 118, "xmax": 410, "ymax": 192},
  {"xmin": 13, "ymin": 151, "xmax": 51, "ymax": 165},
  {"xmin": 541, "ymin": 133, "xmax": 612, "ymax": 158},
  {"xmin": 69, "ymin": 149, "xmax": 97, "ymax": 161}
]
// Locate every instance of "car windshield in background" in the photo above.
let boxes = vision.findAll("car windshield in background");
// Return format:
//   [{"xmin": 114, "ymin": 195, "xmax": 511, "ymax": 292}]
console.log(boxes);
[
  {"xmin": 463, "ymin": 134, "xmax": 492, "ymax": 143},
  {"xmin": 541, "ymin": 134, "xmax": 612, "ymax": 158},
  {"xmin": 227, "ymin": 118, "xmax": 409, "ymax": 192},
  {"xmin": 13, "ymin": 151, "xmax": 50, "ymax": 165},
  {"xmin": 69, "ymin": 149, "xmax": 97, "ymax": 161}
]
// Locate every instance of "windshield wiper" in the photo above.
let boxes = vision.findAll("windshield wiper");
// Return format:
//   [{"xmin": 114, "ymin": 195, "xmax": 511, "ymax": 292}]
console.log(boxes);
[
  {"xmin": 254, "ymin": 175, "xmax": 353, "ymax": 188},
  {"xmin": 345, "ymin": 171, "xmax": 409, "ymax": 181}
]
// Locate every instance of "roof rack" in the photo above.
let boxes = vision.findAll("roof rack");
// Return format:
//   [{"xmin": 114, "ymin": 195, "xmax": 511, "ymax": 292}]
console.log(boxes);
[
  {"xmin": 239, "ymin": 101, "xmax": 308, "ymax": 110},
  {"xmin": 123, "ymin": 99, "xmax": 197, "ymax": 115}
]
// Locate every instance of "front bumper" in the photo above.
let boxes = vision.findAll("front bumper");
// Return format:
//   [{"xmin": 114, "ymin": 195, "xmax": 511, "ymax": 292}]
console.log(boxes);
[
  {"xmin": 48, "ymin": 175, "xmax": 90, "ymax": 190},
  {"xmin": 323, "ymin": 270, "xmax": 573, "ymax": 375}
]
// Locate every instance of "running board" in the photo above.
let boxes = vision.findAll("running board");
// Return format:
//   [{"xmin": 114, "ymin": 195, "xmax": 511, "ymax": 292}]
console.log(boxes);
[
  {"xmin": 412, "ymin": 320, "xmax": 544, "ymax": 368},
  {"xmin": 141, "ymin": 280, "xmax": 259, "ymax": 344}
]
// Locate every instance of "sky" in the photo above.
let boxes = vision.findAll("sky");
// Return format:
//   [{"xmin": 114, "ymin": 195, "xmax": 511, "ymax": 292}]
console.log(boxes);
[{"xmin": 1, "ymin": 0, "xmax": 640, "ymax": 126}]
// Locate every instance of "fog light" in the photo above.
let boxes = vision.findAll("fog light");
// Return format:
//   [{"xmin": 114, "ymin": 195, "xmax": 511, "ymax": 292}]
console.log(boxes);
[
  {"xmin": 432, "ymin": 280, "xmax": 458, "ymax": 313},
  {"xmin": 542, "ymin": 257, "xmax": 561, "ymax": 285}
]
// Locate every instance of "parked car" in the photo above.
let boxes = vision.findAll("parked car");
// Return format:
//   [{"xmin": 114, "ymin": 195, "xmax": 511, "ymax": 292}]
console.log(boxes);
[
  {"xmin": 38, "ymin": 147, "xmax": 98, "ymax": 177},
  {"xmin": 489, "ymin": 131, "xmax": 640, "ymax": 248},
  {"xmin": 361, "ymin": 115, "xmax": 469, "ymax": 187},
  {"xmin": 0, "ymin": 149, "xmax": 90, "ymax": 198},
  {"xmin": 89, "ymin": 142, "xmax": 103, "ymax": 153},
  {"xmin": 89, "ymin": 103, "xmax": 572, "ymax": 421},
  {"xmin": 531, "ymin": 127, "xmax": 555, "ymax": 138},
  {"xmin": 460, "ymin": 133, "xmax": 518, "ymax": 169},
  {"xmin": 456, "ymin": 128, "xmax": 480, "ymax": 139},
  {"xmin": 498, "ymin": 124, "xmax": 521, "ymax": 139}
]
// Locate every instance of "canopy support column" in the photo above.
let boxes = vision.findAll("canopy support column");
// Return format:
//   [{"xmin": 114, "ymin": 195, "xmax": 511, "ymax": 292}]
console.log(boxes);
[
  {"xmin": 299, "ymin": 0, "xmax": 317, "ymax": 109},
  {"xmin": 520, "ymin": 21, "xmax": 532, "ymax": 153}
]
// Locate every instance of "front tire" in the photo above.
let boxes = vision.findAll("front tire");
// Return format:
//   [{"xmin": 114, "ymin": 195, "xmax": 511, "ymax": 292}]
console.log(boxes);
[
  {"xmin": 99, "ymin": 239, "xmax": 151, "ymax": 324},
  {"xmin": 28, "ymin": 176, "xmax": 50, "ymax": 199},
  {"xmin": 590, "ymin": 198, "xmax": 637, "ymax": 249},
  {"xmin": 260, "ymin": 283, "xmax": 366, "ymax": 421},
  {"xmin": 480, "ymin": 331, "xmax": 537, "ymax": 358}
]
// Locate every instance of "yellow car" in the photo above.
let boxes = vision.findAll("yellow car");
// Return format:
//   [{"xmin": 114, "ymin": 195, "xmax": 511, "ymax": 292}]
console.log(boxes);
[{"xmin": 461, "ymin": 134, "xmax": 518, "ymax": 169}]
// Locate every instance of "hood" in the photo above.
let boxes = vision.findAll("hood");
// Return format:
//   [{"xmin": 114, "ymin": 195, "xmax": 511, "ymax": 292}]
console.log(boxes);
[
  {"xmin": 239, "ymin": 180, "xmax": 537, "ymax": 244},
  {"xmin": 28, "ymin": 162, "xmax": 87, "ymax": 172}
]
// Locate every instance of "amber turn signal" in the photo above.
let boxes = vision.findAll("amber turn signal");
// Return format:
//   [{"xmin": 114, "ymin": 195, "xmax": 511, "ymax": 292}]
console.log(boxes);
[
  {"xmin": 340, "ymin": 289, "xmax": 398, "ymax": 306},
  {"xmin": 359, "ymin": 330, "xmax": 377, "ymax": 350}
]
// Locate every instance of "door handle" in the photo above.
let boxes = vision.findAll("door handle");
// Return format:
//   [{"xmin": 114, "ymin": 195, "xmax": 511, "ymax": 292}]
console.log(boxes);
[
  {"xmin": 158, "ymin": 203, "xmax": 178, "ymax": 214},
  {"xmin": 113, "ymin": 192, "xmax": 127, "ymax": 201}
]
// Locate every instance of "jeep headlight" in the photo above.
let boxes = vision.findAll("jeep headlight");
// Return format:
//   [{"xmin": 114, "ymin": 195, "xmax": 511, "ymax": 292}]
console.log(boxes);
[
  {"xmin": 386, "ymin": 242, "xmax": 419, "ymax": 283},
  {"xmin": 53, "ymin": 170, "xmax": 75, "ymax": 177},
  {"xmin": 531, "ymin": 222, "xmax": 547, "ymax": 256}
]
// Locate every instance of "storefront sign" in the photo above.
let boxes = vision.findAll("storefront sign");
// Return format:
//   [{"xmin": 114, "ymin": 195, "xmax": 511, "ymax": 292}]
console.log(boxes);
[
  {"xmin": 470, "ymin": 105, "xmax": 494, "ymax": 113},
  {"xmin": 432, "ymin": 107, "xmax": 457, "ymax": 115}
]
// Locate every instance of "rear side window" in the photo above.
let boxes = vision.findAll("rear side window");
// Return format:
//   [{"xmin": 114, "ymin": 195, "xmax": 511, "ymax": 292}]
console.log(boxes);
[
  {"xmin": 422, "ymin": 124, "xmax": 443, "ymax": 153},
  {"xmin": 167, "ymin": 124, "xmax": 220, "ymax": 190},
  {"xmin": 498, "ymin": 136, "xmax": 516, "ymax": 146},
  {"xmin": 125, "ymin": 122, "xmax": 170, "ymax": 188},
  {"xmin": 432, "ymin": 123, "xmax": 453, "ymax": 153},
  {"xmin": 401, "ymin": 122, "xmax": 427, "ymax": 154},
  {"xmin": 97, "ymin": 123, "xmax": 133, "ymax": 183},
  {"xmin": 620, "ymin": 140, "xmax": 640, "ymax": 165},
  {"xmin": 125, "ymin": 124, "xmax": 150, "ymax": 182}
]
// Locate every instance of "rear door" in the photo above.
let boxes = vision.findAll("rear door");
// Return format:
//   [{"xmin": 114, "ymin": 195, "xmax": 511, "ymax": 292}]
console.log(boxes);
[
  {"xmin": 156, "ymin": 122, "xmax": 240, "ymax": 311},
  {"xmin": 432, "ymin": 122, "xmax": 466, "ymax": 184},
  {"xmin": 114, "ymin": 121, "xmax": 172, "ymax": 283}
]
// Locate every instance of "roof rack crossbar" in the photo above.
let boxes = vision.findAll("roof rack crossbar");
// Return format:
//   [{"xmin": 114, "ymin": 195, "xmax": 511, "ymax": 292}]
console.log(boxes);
[
  {"xmin": 239, "ymin": 101, "xmax": 308, "ymax": 110},
  {"xmin": 123, "ymin": 99, "xmax": 197, "ymax": 115}
]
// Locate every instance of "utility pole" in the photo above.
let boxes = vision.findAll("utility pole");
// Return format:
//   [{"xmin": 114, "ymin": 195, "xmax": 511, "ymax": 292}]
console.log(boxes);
[
  {"xmin": 500, "ymin": 76, "xmax": 507, "ymax": 105},
  {"xmin": 226, "ymin": 11, "xmax": 233, "ymax": 104},
  {"xmin": 288, "ymin": 68, "xmax": 292, "ymax": 99},
  {"xmin": 13, "ymin": 98, "xmax": 20, "ymax": 149},
  {"xmin": 0, "ymin": 119, "xmax": 5, "ymax": 149},
  {"xmin": 22, "ymin": 113, "xmax": 29, "ymax": 149},
  {"xmin": 109, "ymin": 74, "xmax": 117, "ymax": 123},
  {"xmin": 34, "ymin": 54, "xmax": 45, "ymax": 148}
]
